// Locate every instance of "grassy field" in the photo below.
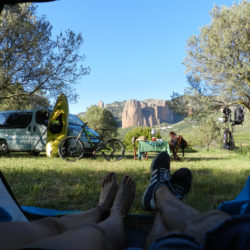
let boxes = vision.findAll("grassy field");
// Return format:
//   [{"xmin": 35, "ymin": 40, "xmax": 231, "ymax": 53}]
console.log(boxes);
[{"xmin": 0, "ymin": 148, "xmax": 250, "ymax": 215}]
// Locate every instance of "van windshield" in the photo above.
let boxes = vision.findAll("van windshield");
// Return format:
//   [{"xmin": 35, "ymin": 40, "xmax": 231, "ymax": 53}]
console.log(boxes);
[
  {"xmin": 68, "ymin": 114, "xmax": 84, "ymax": 126},
  {"xmin": 0, "ymin": 112, "xmax": 32, "ymax": 128},
  {"xmin": 36, "ymin": 110, "xmax": 49, "ymax": 126}
]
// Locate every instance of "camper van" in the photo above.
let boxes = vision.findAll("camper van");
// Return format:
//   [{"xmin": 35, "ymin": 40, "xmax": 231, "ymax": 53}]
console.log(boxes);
[{"xmin": 0, "ymin": 109, "xmax": 100, "ymax": 155}]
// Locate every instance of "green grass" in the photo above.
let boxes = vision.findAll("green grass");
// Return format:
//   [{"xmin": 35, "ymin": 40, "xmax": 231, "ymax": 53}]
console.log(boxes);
[{"xmin": 1, "ymin": 148, "xmax": 250, "ymax": 215}]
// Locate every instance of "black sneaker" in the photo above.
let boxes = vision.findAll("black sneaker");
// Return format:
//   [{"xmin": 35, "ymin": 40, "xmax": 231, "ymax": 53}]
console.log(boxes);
[
  {"xmin": 171, "ymin": 168, "xmax": 192, "ymax": 200},
  {"xmin": 141, "ymin": 152, "xmax": 173, "ymax": 211}
]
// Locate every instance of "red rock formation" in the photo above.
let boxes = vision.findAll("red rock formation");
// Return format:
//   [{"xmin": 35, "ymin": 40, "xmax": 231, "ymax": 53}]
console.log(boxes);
[
  {"xmin": 98, "ymin": 100, "xmax": 104, "ymax": 108},
  {"xmin": 122, "ymin": 100, "xmax": 143, "ymax": 128},
  {"xmin": 122, "ymin": 99, "xmax": 177, "ymax": 128}
]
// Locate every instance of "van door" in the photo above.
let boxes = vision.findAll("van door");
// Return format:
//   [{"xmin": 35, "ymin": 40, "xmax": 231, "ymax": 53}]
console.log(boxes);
[
  {"xmin": 0, "ymin": 111, "xmax": 33, "ymax": 151},
  {"xmin": 30, "ymin": 110, "xmax": 49, "ymax": 152}
]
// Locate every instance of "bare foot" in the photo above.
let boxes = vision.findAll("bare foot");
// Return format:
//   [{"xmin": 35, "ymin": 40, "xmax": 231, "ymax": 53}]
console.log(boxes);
[
  {"xmin": 99, "ymin": 172, "xmax": 118, "ymax": 211},
  {"xmin": 111, "ymin": 175, "xmax": 136, "ymax": 216}
]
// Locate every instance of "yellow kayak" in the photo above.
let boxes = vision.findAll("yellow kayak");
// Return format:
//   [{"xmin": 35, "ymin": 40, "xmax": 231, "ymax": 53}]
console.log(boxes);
[{"xmin": 46, "ymin": 94, "xmax": 69, "ymax": 157}]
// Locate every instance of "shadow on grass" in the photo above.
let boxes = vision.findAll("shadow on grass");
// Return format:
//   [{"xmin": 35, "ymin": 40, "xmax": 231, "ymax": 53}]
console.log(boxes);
[
  {"xmin": 186, "ymin": 168, "xmax": 250, "ymax": 211},
  {"xmin": 1, "ymin": 151, "xmax": 208, "ymax": 162},
  {"xmin": 1, "ymin": 153, "xmax": 46, "ymax": 158},
  {"xmin": 0, "ymin": 153, "xmax": 113, "ymax": 161},
  {"xmin": 183, "ymin": 156, "xmax": 231, "ymax": 162},
  {"xmin": 1, "ymin": 164, "xmax": 249, "ymax": 214}
]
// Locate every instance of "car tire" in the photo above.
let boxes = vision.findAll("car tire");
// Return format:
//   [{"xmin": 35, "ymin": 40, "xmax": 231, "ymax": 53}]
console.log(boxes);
[{"xmin": 0, "ymin": 139, "xmax": 9, "ymax": 155}]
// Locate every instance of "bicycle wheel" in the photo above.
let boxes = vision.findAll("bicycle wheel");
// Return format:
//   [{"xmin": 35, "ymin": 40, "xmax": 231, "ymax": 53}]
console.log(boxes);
[
  {"xmin": 102, "ymin": 139, "xmax": 125, "ymax": 161},
  {"xmin": 0, "ymin": 139, "xmax": 8, "ymax": 156},
  {"xmin": 58, "ymin": 136, "xmax": 85, "ymax": 161}
]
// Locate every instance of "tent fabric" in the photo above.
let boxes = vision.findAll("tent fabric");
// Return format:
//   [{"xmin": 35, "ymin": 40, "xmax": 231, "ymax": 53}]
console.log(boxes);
[
  {"xmin": 218, "ymin": 176, "xmax": 250, "ymax": 216},
  {"xmin": 0, "ymin": 172, "xmax": 28, "ymax": 222}
]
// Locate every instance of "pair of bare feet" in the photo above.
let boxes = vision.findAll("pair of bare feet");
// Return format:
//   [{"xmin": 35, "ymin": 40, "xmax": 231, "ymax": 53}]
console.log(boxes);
[{"xmin": 98, "ymin": 173, "xmax": 136, "ymax": 217}]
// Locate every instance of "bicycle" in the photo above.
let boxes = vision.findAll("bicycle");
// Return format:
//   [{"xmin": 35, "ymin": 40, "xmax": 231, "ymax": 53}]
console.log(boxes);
[{"xmin": 58, "ymin": 123, "xmax": 125, "ymax": 161}]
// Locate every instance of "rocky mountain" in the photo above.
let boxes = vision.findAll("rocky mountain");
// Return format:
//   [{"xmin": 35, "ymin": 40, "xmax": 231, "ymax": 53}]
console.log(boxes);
[
  {"xmin": 121, "ymin": 99, "xmax": 185, "ymax": 128},
  {"xmin": 79, "ymin": 99, "xmax": 186, "ymax": 128},
  {"xmin": 104, "ymin": 101, "xmax": 126, "ymax": 122},
  {"xmin": 77, "ymin": 100, "xmax": 126, "ymax": 126},
  {"xmin": 98, "ymin": 99, "xmax": 186, "ymax": 128}
]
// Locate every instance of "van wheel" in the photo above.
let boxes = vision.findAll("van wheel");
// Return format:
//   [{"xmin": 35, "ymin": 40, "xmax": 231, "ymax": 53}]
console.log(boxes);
[{"xmin": 0, "ymin": 140, "xmax": 9, "ymax": 155}]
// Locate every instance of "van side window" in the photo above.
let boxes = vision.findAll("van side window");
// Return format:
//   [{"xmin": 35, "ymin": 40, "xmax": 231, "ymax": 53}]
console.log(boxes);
[
  {"xmin": 0, "ymin": 112, "xmax": 32, "ymax": 128},
  {"xmin": 36, "ymin": 110, "xmax": 49, "ymax": 126}
]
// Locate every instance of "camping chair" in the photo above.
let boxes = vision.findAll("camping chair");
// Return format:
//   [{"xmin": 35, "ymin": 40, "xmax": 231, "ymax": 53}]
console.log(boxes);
[
  {"xmin": 169, "ymin": 136, "xmax": 182, "ymax": 160},
  {"xmin": 132, "ymin": 136, "xmax": 148, "ymax": 160},
  {"xmin": 169, "ymin": 135, "xmax": 187, "ymax": 160}
]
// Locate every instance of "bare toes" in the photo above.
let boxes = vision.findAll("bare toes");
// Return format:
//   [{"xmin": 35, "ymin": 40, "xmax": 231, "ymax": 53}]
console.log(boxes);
[
  {"xmin": 102, "ymin": 177, "xmax": 107, "ymax": 187},
  {"xmin": 102, "ymin": 173, "xmax": 114, "ymax": 186}
]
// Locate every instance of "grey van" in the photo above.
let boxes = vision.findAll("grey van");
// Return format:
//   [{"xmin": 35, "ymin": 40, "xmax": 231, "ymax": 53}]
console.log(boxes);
[{"xmin": 0, "ymin": 109, "xmax": 100, "ymax": 155}]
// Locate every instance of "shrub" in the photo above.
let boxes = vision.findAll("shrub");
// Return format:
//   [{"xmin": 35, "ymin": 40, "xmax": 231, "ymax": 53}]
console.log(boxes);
[{"xmin": 123, "ymin": 127, "xmax": 161, "ymax": 150}]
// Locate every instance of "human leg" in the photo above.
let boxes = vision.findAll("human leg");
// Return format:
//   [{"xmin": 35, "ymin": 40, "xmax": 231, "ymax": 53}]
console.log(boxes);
[
  {"xmin": 155, "ymin": 185, "xmax": 229, "ymax": 243},
  {"xmin": 145, "ymin": 212, "xmax": 169, "ymax": 249},
  {"xmin": 145, "ymin": 161, "xmax": 250, "ymax": 249},
  {"xmin": 143, "ymin": 158, "xmax": 193, "ymax": 248},
  {"xmin": 98, "ymin": 175, "xmax": 136, "ymax": 249},
  {"xmin": 22, "ymin": 175, "xmax": 136, "ymax": 250},
  {"xmin": 142, "ymin": 153, "xmax": 228, "ymax": 246},
  {"xmin": 141, "ymin": 151, "xmax": 171, "ymax": 211},
  {"xmin": 0, "ymin": 172, "xmax": 118, "ymax": 250},
  {"xmin": 59, "ymin": 172, "xmax": 118, "ymax": 229}
]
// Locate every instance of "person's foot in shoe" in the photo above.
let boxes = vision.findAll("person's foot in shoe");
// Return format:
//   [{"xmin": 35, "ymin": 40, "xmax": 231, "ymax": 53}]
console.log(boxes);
[
  {"xmin": 111, "ymin": 175, "xmax": 136, "ymax": 217},
  {"xmin": 171, "ymin": 168, "xmax": 192, "ymax": 200},
  {"xmin": 150, "ymin": 151, "xmax": 170, "ymax": 175},
  {"xmin": 142, "ymin": 152, "xmax": 172, "ymax": 211}
]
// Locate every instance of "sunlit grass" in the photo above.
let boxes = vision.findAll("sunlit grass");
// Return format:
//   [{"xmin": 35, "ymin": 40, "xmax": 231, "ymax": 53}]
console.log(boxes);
[{"xmin": 0, "ymin": 148, "xmax": 249, "ymax": 214}]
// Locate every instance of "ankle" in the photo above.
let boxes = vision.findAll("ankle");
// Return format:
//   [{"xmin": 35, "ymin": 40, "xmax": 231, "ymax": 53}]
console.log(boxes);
[
  {"xmin": 96, "ymin": 205, "xmax": 109, "ymax": 219},
  {"xmin": 155, "ymin": 185, "xmax": 171, "ymax": 198},
  {"xmin": 155, "ymin": 186, "xmax": 174, "ymax": 210},
  {"xmin": 110, "ymin": 206, "xmax": 124, "ymax": 218}
]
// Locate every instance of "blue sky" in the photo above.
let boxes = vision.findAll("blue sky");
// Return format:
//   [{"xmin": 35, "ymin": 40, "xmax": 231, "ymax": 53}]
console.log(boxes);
[{"xmin": 37, "ymin": 0, "xmax": 238, "ymax": 114}]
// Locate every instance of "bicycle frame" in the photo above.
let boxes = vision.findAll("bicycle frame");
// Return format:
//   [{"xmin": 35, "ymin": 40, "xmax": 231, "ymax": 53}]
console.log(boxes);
[{"xmin": 80, "ymin": 126, "xmax": 112, "ymax": 153}]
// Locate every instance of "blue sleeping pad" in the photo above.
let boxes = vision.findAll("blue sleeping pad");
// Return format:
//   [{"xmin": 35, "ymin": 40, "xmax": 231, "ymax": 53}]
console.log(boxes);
[{"xmin": 218, "ymin": 176, "xmax": 250, "ymax": 215}]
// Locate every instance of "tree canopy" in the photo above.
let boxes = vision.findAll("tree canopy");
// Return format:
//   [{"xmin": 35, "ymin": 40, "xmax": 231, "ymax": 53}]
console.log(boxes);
[
  {"xmin": 183, "ymin": 0, "xmax": 250, "ymax": 111},
  {"xmin": 82, "ymin": 105, "xmax": 118, "ymax": 140},
  {"xmin": 196, "ymin": 117, "xmax": 221, "ymax": 150},
  {"xmin": 0, "ymin": 4, "xmax": 89, "ymax": 110}
]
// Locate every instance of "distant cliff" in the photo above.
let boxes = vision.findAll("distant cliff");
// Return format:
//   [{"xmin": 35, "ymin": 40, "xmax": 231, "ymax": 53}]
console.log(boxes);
[
  {"xmin": 79, "ymin": 99, "xmax": 186, "ymax": 128},
  {"xmin": 121, "ymin": 99, "xmax": 185, "ymax": 128},
  {"xmin": 105, "ymin": 101, "xmax": 126, "ymax": 123}
]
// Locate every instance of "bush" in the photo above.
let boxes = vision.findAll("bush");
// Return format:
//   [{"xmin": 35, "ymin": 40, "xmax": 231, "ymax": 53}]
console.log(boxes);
[
  {"xmin": 123, "ymin": 127, "xmax": 161, "ymax": 150},
  {"xmin": 80, "ymin": 105, "xmax": 118, "ymax": 140}
]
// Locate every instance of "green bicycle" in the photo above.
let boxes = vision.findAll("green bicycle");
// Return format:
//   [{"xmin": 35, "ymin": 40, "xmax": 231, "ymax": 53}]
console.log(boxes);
[{"xmin": 58, "ymin": 123, "xmax": 125, "ymax": 161}]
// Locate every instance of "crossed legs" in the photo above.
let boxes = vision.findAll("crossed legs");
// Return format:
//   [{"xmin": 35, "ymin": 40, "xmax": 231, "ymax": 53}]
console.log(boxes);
[
  {"xmin": 0, "ymin": 208, "xmax": 104, "ymax": 249},
  {"xmin": 0, "ymin": 173, "xmax": 136, "ymax": 250},
  {"xmin": 146, "ymin": 185, "xmax": 229, "ymax": 249},
  {"xmin": 0, "ymin": 152, "xmax": 231, "ymax": 250}
]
